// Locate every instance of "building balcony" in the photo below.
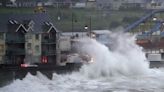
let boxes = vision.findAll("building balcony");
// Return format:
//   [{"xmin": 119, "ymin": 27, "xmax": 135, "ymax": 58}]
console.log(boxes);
[
  {"xmin": 6, "ymin": 38, "xmax": 25, "ymax": 43},
  {"xmin": 42, "ymin": 39, "xmax": 56, "ymax": 44},
  {"xmin": 6, "ymin": 49, "xmax": 25, "ymax": 55},
  {"xmin": 42, "ymin": 50, "xmax": 56, "ymax": 55}
]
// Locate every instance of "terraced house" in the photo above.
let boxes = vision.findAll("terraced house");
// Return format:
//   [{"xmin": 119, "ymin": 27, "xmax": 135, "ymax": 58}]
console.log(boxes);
[{"xmin": 0, "ymin": 13, "xmax": 60, "ymax": 65}]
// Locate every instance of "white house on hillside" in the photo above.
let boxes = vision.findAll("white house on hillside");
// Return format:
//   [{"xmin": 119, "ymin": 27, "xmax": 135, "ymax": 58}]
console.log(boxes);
[{"xmin": 146, "ymin": 0, "xmax": 164, "ymax": 9}]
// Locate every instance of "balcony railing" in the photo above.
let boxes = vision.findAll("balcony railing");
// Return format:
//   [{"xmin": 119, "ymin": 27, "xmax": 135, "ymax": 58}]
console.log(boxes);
[
  {"xmin": 6, "ymin": 38, "xmax": 25, "ymax": 43},
  {"xmin": 42, "ymin": 50, "xmax": 56, "ymax": 55},
  {"xmin": 6, "ymin": 49, "xmax": 25, "ymax": 55},
  {"xmin": 42, "ymin": 39, "xmax": 56, "ymax": 44}
]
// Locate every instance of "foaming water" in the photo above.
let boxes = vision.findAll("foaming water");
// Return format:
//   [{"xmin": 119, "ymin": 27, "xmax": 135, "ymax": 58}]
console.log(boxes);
[
  {"xmin": 79, "ymin": 32, "xmax": 150, "ymax": 78},
  {"xmin": 1, "ymin": 69, "xmax": 164, "ymax": 92},
  {"xmin": 1, "ymin": 31, "xmax": 164, "ymax": 92}
]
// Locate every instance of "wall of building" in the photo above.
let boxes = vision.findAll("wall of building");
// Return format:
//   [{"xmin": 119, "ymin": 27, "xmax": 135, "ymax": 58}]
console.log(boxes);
[
  {"xmin": 32, "ymin": 34, "xmax": 41, "ymax": 56},
  {"xmin": 25, "ymin": 33, "xmax": 41, "ymax": 64},
  {"xmin": 86, "ymin": 1, "xmax": 97, "ymax": 8},
  {"xmin": 146, "ymin": 3, "xmax": 164, "ymax": 9},
  {"xmin": 16, "ymin": 2, "xmax": 37, "ymax": 7},
  {"xmin": 0, "ymin": 33, "xmax": 5, "ymax": 64}
]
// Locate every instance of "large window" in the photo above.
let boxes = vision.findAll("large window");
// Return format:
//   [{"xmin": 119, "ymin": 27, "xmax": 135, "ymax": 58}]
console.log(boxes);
[
  {"xmin": 35, "ymin": 45, "xmax": 40, "ymax": 53},
  {"xmin": 44, "ymin": 34, "xmax": 49, "ymax": 40},
  {"xmin": 27, "ymin": 43, "xmax": 31, "ymax": 49},
  {"xmin": 35, "ymin": 34, "xmax": 39, "ymax": 40},
  {"xmin": 0, "ymin": 45, "xmax": 4, "ymax": 53},
  {"xmin": 0, "ymin": 33, "xmax": 4, "ymax": 40}
]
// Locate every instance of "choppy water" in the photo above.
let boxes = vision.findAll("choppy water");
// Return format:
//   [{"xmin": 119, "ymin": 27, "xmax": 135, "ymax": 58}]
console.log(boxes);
[
  {"xmin": 1, "ymin": 31, "xmax": 164, "ymax": 92},
  {"xmin": 1, "ymin": 69, "xmax": 164, "ymax": 92}
]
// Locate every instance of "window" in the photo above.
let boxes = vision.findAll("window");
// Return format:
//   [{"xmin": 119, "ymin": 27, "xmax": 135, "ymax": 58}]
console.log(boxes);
[
  {"xmin": 27, "ymin": 34, "xmax": 32, "ymax": 39},
  {"xmin": 27, "ymin": 43, "xmax": 31, "ymax": 49},
  {"xmin": 35, "ymin": 45, "xmax": 39, "ymax": 53},
  {"xmin": 162, "ymin": 53, "xmax": 164, "ymax": 59},
  {"xmin": 0, "ymin": 45, "xmax": 4, "ymax": 53},
  {"xmin": 35, "ymin": 34, "xmax": 39, "ymax": 40},
  {"xmin": 44, "ymin": 35, "xmax": 49, "ymax": 40},
  {"xmin": 158, "ymin": 3, "xmax": 161, "ymax": 6},
  {"xmin": 0, "ymin": 33, "xmax": 4, "ymax": 40}
]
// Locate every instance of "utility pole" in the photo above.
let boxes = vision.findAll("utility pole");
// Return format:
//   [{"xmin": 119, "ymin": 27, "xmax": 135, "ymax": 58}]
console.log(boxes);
[
  {"xmin": 89, "ymin": 16, "xmax": 92, "ymax": 37},
  {"xmin": 72, "ymin": 13, "xmax": 74, "ymax": 36}
]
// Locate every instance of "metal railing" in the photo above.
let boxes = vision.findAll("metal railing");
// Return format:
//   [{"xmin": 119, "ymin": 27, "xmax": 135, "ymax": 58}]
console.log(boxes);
[
  {"xmin": 6, "ymin": 38, "xmax": 25, "ymax": 43},
  {"xmin": 6, "ymin": 49, "xmax": 25, "ymax": 55},
  {"xmin": 42, "ymin": 50, "xmax": 56, "ymax": 55},
  {"xmin": 42, "ymin": 39, "xmax": 56, "ymax": 44}
]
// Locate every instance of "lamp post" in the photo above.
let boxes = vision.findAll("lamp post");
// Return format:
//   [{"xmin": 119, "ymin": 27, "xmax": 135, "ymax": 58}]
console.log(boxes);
[
  {"xmin": 84, "ymin": 25, "xmax": 88, "ymax": 30},
  {"xmin": 84, "ymin": 16, "xmax": 92, "ymax": 37},
  {"xmin": 72, "ymin": 13, "xmax": 74, "ymax": 35},
  {"xmin": 161, "ymin": 22, "xmax": 164, "ymax": 32},
  {"xmin": 72, "ymin": 13, "xmax": 77, "ymax": 36},
  {"xmin": 57, "ymin": 2, "xmax": 61, "ymax": 21},
  {"xmin": 84, "ymin": 25, "xmax": 88, "ymax": 37},
  {"xmin": 89, "ymin": 16, "xmax": 91, "ymax": 37}
]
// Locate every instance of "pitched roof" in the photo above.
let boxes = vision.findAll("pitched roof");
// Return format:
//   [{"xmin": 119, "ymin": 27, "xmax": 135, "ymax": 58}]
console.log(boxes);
[
  {"xmin": 155, "ymin": 0, "xmax": 164, "ymax": 3},
  {"xmin": 96, "ymin": 0, "xmax": 150, "ymax": 4},
  {"xmin": 54, "ymin": 0, "xmax": 72, "ymax": 3},
  {"xmin": 0, "ymin": 13, "xmax": 57, "ymax": 33},
  {"xmin": 15, "ymin": 0, "xmax": 48, "ymax": 3}
]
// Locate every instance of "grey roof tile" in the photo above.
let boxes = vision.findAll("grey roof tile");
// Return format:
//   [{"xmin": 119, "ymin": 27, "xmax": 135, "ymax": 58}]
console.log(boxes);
[{"xmin": 0, "ymin": 13, "xmax": 53, "ymax": 33}]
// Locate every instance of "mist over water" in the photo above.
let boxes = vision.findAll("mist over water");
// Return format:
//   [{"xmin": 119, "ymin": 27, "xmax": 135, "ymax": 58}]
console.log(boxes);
[
  {"xmin": 1, "ymin": 31, "xmax": 164, "ymax": 92},
  {"xmin": 79, "ymin": 32, "xmax": 149, "ymax": 78}
]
